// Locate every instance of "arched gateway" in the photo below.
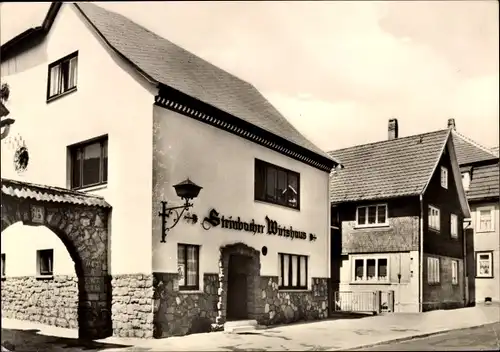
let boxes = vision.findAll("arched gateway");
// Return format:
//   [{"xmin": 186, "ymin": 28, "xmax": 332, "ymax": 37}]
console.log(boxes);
[{"xmin": 1, "ymin": 178, "xmax": 112, "ymax": 340}]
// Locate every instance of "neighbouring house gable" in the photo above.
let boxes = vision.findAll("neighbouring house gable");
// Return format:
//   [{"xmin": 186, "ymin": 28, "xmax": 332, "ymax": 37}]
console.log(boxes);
[{"xmin": 452, "ymin": 130, "xmax": 498, "ymax": 166}]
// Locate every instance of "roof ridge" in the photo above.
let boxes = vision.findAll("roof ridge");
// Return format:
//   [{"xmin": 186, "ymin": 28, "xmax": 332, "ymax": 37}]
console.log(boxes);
[
  {"xmin": 327, "ymin": 128, "xmax": 449, "ymax": 155},
  {"xmin": 452, "ymin": 130, "xmax": 498, "ymax": 159}
]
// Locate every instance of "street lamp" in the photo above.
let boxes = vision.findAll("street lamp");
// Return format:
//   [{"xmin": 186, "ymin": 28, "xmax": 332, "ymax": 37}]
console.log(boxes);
[{"xmin": 158, "ymin": 178, "xmax": 202, "ymax": 243}]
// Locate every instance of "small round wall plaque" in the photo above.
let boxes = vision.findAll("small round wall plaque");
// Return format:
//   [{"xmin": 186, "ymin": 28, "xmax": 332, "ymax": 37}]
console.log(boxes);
[{"xmin": 261, "ymin": 246, "xmax": 268, "ymax": 256}]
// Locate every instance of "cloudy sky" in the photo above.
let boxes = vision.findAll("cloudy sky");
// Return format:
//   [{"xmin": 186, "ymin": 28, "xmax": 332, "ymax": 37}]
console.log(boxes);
[{"xmin": 1, "ymin": 1, "xmax": 498, "ymax": 151}]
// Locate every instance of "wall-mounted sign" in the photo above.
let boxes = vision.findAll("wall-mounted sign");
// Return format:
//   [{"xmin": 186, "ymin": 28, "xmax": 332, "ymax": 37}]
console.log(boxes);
[
  {"xmin": 30, "ymin": 205, "xmax": 45, "ymax": 224},
  {"xmin": 202, "ymin": 208, "xmax": 317, "ymax": 242}
]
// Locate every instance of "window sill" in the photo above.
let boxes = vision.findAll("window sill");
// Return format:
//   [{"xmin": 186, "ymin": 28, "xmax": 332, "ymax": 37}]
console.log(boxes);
[
  {"xmin": 476, "ymin": 276, "xmax": 494, "ymax": 279},
  {"xmin": 476, "ymin": 229, "xmax": 495, "ymax": 234},
  {"xmin": 36, "ymin": 275, "xmax": 54, "ymax": 280},
  {"xmin": 354, "ymin": 224, "xmax": 390, "ymax": 230},
  {"xmin": 46, "ymin": 87, "xmax": 77, "ymax": 104},
  {"xmin": 72, "ymin": 183, "xmax": 108, "ymax": 193},
  {"xmin": 350, "ymin": 281, "xmax": 391, "ymax": 285},
  {"xmin": 254, "ymin": 199, "xmax": 300, "ymax": 212},
  {"xmin": 178, "ymin": 289, "xmax": 203, "ymax": 294},
  {"xmin": 429, "ymin": 227, "xmax": 440, "ymax": 233},
  {"xmin": 278, "ymin": 288, "xmax": 310, "ymax": 293}
]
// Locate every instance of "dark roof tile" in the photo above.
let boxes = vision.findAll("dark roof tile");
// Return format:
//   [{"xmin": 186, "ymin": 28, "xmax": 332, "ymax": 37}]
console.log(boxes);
[
  {"xmin": 452, "ymin": 131, "xmax": 497, "ymax": 165},
  {"xmin": 467, "ymin": 163, "xmax": 499, "ymax": 200},
  {"xmin": 328, "ymin": 129, "xmax": 450, "ymax": 203},
  {"xmin": 74, "ymin": 2, "xmax": 332, "ymax": 162}
]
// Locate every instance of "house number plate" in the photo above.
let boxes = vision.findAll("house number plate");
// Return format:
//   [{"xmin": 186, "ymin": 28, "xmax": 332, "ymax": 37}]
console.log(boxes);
[{"xmin": 30, "ymin": 205, "xmax": 45, "ymax": 224}]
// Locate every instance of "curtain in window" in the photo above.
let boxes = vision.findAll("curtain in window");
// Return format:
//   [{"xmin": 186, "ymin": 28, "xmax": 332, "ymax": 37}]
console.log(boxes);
[
  {"xmin": 102, "ymin": 141, "xmax": 108, "ymax": 182},
  {"xmin": 72, "ymin": 149, "xmax": 82, "ymax": 188},
  {"xmin": 377, "ymin": 205, "xmax": 386, "ymax": 223},
  {"xmin": 69, "ymin": 56, "xmax": 78, "ymax": 89},
  {"xmin": 177, "ymin": 245, "xmax": 185, "ymax": 286},
  {"xmin": 277, "ymin": 170, "xmax": 287, "ymax": 204},
  {"xmin": 283, "ymin": 254, "xmax": 290, "ymax": 286},
  {"xmin": 299, "ymin": 256, "xmax": 307, "ymax": 287},
  {"xmin": 358, "ymin": 208, "xmax": 366, "ymax": 225},
  {"xmin": 367, "ymin": 206, "xmax": 377, "ymax": 224},
  {"xmin": 186, "ymin": 246, "xmax": 197, "ymax": 286},
  {"xmin": 288, "ymin": 173, "xmax": 298, "ymax": 206},
  {"xmin": 82, "ymin": 143, "xmax": 102, "ymax": 186},
  {"xmin": 49, "ymin": 65, "xmax": 61, "ymax": 97},
  {"xmin": 478, "ymin": 254, "xmax": 491, "ymax": 276},
  {"xmin": 291, "ymin": 255, "xmax": 298, "ymax": 286},
  {"xmin": 278, "ymin": 255, "xmax": 282, "ymax": 286},
  {"xmin": 479, "ymin": 210, "xmax": 492, "ymax": 231},
  {"xmin": 266, "ymin": 167, "xmax": 277, "ymax": 201}
]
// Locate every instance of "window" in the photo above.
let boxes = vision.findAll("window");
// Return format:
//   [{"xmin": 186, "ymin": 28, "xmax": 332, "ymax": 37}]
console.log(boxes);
[
  {"xmin": 37, "ymin": 249, "xmax": 53, "ymax": 276},
  {"xmin": 1, "ymin": 253, "xmax": 5, "ymax": 277},
  {"xmin": 476, "ymin": 206, "xmax": 495, "ymax": 232},
  {"xmin": 254, "ymin": 159, "xmax": 300, "ymax": 209},
  {"xmin": 440, "ymin": 166, "xmax": 448, "ymax": 189},
  {"xmin": 428, "ymin": 205, "xmax": 440, "ymax": 231},
  {"xmin": 476, "ymin": 252, "xmax": 493, "ymax": 278},
  {"xmin": 352, "ymin": 257, "xmax": 388, "ymax": 282},
  {"xmin": 356, "ymin": 204, "xmax": 388, "ymax": 227},
  {"xmin": 427, "ymin": 257, "xmax": 440, "ymax": 284},
  {"xmin": 177, "ymin": 244, "xmax": 199, "ymax": 290},
  {"xmin": 69, "ymin": 136, "xmax": 108, "ymax": 190},
  {"xmin": 450, "ymin": 214, "xmax": 458, "ymax": 239},
  {"xmin": 47, "ymin": 51, "xmax": 78, "ymax": 100},
  {"xmin": 461, "ymin": 172, "xmax": 471, "ymax": 191},
  {"xmin": 451, "ymin": 260, "xmax": 458, "ymax": 285},
  {"xmin": 278, "ymin": 253, "xmax": 308, "ymax": 289}
]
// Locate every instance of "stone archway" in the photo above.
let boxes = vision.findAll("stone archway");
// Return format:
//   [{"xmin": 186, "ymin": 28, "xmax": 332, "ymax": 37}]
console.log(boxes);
[
  {"xmin": 1, "ymin": 178, "xmax": 112, "ymax": 340},
  {"xmin": 216, "ymin": 242, "xmax": 261, "ymax": 325}
]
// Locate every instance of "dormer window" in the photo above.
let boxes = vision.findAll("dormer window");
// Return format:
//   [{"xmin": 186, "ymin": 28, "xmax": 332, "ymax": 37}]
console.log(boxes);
[{"xmin": 440, "ymin": 166, "xmax": 448, "ymax": 189}]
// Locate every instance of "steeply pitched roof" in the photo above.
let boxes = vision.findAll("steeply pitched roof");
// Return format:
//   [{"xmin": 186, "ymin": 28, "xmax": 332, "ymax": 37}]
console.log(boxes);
[
  {"xmin": 466, "ymin": 163, "xmax": 500, "ymax": 201},
  {"xmin": 328, "ymin": 129, "xmax": 451, "ymax": 203},
  {"xmin": 451, "ymin": 131, "xmax": 498, "ymax": 165},
  {"xmin": 1, "ymin": 3, "xmax": 336, "ymax": 170},
  {"xmin": 72, "ymin": 2, "xmax": 334, "ymax": 164}
]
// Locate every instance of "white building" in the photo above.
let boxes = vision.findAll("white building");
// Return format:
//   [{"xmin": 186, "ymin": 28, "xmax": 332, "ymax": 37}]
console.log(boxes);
[{"xmin": 0, "ymin": 2, "xmax": 338, "ymax": 338}]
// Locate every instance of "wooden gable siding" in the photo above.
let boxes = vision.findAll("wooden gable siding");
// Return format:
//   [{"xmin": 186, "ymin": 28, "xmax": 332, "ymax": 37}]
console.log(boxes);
[
  {"xmin": 338, "ymin": 196, "xmax": 420, "ymax": 254},
  {"xmin": 423, "ymin": 149, "xmax": 464, "ymax": 259}
]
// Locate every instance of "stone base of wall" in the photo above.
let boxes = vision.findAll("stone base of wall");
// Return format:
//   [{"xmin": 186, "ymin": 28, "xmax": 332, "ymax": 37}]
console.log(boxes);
[
  {"xmin": 110, "ymin": 274, "xmax": 154, "ymax": 338},
  {"xmin": 258, "ymin": 276, "xmax": 329, "ymax": 325},
  {"xmin": 153, "ymin": 272, "xmax": 219, "ymax": 338},
  {"xmin": 152, "ymin": 272, "xmax": 329, "ymax": 338},
  {"xmin": 1, "ymin": 276, "xmax": 78, "ymax": 328}
]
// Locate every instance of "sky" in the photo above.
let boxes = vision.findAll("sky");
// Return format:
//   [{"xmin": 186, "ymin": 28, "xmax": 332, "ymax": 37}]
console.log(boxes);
[{"xmin": 1, "ymin": 1, "xmax": 498, "ymax": 151}]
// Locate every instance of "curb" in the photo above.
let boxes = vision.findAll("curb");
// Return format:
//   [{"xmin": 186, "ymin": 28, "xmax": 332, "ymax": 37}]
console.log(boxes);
[{"xmin": 342, "ymin": 322, "xmax": 495, "ymax": 351}]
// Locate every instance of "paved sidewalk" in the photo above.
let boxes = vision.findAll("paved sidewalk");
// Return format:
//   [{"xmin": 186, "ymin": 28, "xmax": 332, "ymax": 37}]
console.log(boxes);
[{"xmin": 2, "ymin": 304, "xmax": 499, "ymax": 351}]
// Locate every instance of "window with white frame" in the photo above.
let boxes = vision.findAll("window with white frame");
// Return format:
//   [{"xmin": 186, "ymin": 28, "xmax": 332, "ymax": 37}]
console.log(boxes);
[
  {"xmin": 428, "ymin": 205, "xmax": 440, "ymax": 231},
  {"xmin": 353, "ymin": 257, "xmax": 389, "ymax": 282},
  {"xmin": 450, "ymin": 214, "xmax": 458, "ymax": 239},
  {"xmin": 461, "ymin": 172, "xmax": 471, "ymax": 191},
  {"xmin": 278, "ymin": 253, "xmax": 308, "ymax": 289},
  {"xmin": 451, "ymin": 260, "xmax": 458, "ymax": 285},
  {"xmin": 476, "ymin": 252, "xmax": 493, "ymax": 278},
  {"xmin": 356, "ymin": 204, "xmax": 388, "ymax": 227},
  {"xmin": 427, "ymin": 256, "xmax": 440, "ymax": 284},
  {"xmin": 440, "ymin": 166, "xmax": 448, "ymax": 189},
  {"xmin": 37, "ymin": 249, "xmax": 53, "ymax": 277},
  {"xmin": 476, "ymin": 206, "xmax": 495, "ymax": 232}
]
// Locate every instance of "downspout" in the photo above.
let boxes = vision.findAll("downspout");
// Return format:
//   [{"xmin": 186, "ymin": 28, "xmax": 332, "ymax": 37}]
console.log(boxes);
[
  {"xmin": 463, "ymin": 218, "xmax": 472, "ymax": 306},
  {"xmin": 419, "ymin": 194, "xmax": 424, "ymax": 312}
]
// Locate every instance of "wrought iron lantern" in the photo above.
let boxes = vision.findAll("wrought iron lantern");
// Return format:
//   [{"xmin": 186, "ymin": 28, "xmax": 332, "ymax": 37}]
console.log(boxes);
[{"xmin": 158, "ymin": 178, "xmax": 202, "ymax": 243}]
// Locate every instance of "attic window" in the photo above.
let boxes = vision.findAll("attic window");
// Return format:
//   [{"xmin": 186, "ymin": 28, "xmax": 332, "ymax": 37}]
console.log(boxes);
[
  {"xmin": 440, "ymin": 166, "xmax": 448, "ymax": 189},
  {"xmin": 462, "ymin": 172, "xmax": 471, "ymax": 191},
  {"xmin": 47, "ymin": 51, "xmax": 78, "ymax": 101}
]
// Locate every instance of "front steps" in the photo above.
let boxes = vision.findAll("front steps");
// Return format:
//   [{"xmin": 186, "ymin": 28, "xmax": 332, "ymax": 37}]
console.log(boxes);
[{"xmin": 224, "ymin": 319, "xmax": 259, "ymax": 333}]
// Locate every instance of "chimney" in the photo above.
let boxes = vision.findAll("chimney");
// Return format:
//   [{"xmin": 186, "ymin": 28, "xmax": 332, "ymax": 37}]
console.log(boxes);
[
  {"xmin": 447, "ymin": 118, "xmax": 456, "ymax": 130},
  {"xmin": 388, "ymin": 118, "xmax": 398, "ymax": 140}
]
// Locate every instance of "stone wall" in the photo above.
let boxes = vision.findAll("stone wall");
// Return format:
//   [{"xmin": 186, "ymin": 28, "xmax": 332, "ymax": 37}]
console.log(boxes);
[
  {"xmin": 1, "ymin": 275, "xmax": 78, "ymax": 328},
  {"xmin": 152, "ymin": 272, "xmax": 329, "ymax": 338},
  {"xmin": 110, "ymin": 274, "xmax": 154, "ymax": 338},
  {"xmin": 153, "ymin": 272, "xmax": 219, "ymax": 338},
  {"xmin": 258, "ymin": 276, "xmax": 329, "ymax": 325}
]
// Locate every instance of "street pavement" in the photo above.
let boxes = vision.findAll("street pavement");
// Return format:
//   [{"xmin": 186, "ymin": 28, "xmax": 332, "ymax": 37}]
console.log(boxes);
[
  {"xmin": 2, "ymin": 304, "xmax": 499, "ymax": 351},
  {"xmin": 352, "ymin": 322, "xmax": 500, "ymax": 351}
]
